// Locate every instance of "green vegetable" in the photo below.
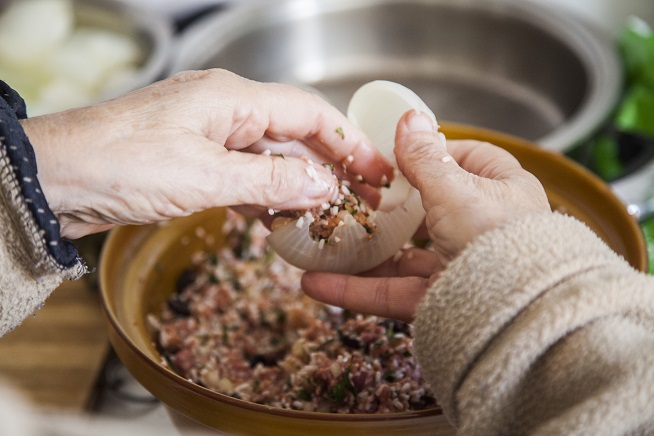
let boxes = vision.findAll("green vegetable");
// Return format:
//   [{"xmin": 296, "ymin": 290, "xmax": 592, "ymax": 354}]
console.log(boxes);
[
  {"xmin": 620, "ymin": 18, "xmax": 654, "ymax": 90},
  {"xmin": 589, "ymin": 134, "xmax": 623, "ymax": 180},
  {"xmin": 640, "ymin": 216, "xmax": 654, "ymax": 274},
  {"xmin": 581, "ymin": 18, "xmax": 654, "ymax": 181},
  {"xmin": 297, "ymin": 389, "xmax": 312, "ymax": 401},
  {"xmin": 329, "ymin": 365, "xmax": 358, "ymax": 405},
  {"xmin": 614, "ymin": 84, "xmax": 654, "ymax": 136},
  {"xmin": 335, "ymin": 126, "xmax": 345, "ymax": 139},
  {"xmin": 615, "ymin": 18, "xmax": 654, "ymax": 136}
]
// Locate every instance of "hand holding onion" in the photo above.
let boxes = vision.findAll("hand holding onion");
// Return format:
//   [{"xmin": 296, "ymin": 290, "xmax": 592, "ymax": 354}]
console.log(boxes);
[
  {"xmin": 267, "ymin": 81, "xmax": 436, "ymax": 274},
  {"xmin": 302, "ymin": 110, "xmax": 551, "ymax": 322}
]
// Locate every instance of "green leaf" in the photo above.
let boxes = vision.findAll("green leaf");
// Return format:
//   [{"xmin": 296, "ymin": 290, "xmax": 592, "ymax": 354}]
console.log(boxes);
[
  {"xmin": 614, "ymin": 84, "xmax": 654, "ymax": 136},
  {"xmin": 589, "ymin": 134, "xmax": 623, "ymax": 180},
  {"xmin": 619, "ymin": 18, "xmax": 654, "ymax": 88},
  {"xmin": 329, "ymin": 365, "xmax": 358, "ymax": 405}
]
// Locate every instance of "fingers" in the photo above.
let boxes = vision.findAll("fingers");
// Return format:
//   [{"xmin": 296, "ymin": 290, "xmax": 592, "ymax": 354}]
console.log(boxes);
[
  {"xmin": 301, "ymin": 273, "xmax": 429, "ymax": 323},
  {"xmin": 393, "ymin": 111, "xmax": 463, "ymax": 210},
  {"xmin": 224, "ymin": 74, "xmax": 395, "ymax": 187},
  {"xmin": 212, "ymin": 149, "xmax": 339, "ymax": 210},
  {"xmin": 361, "ymin": 248, "xmax": 443, "ymax": 279},
  {"xmin": 244, "ymin": 138, "xmax": 383, "ymax": 208},
  {"xmin": 394, "ymin": 111, "xmax": 529, "ymax": 210}
]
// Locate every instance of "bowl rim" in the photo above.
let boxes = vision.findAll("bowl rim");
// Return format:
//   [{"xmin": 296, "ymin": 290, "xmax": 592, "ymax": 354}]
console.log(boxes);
[{"xmin": 168, "ymin": 0, "xmax": 622, "ymax": 153}]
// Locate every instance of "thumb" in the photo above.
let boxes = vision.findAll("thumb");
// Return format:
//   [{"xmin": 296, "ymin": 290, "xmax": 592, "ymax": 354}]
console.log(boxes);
[
  {"xmin": 394, "ymin": 111, "xmax": 466, "ymax": 209},
  {"xmin": 215, "ymin": 151, "xmax": 338, "ymax": 210}
]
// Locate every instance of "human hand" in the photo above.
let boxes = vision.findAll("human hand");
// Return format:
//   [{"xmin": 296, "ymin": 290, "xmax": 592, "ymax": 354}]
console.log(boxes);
[
  {"xmin": 302, "ymin": 110, "xmax": 551, "ymax": 322},
  {"xmin": 20, "ymin": 69, "xmax": 393, "ymax": 239}
]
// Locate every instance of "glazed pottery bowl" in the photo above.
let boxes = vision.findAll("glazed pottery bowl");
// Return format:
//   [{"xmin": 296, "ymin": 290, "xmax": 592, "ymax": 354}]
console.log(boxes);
[{"xmin": 99, "ymin": 124, "xmax": 647, "ymax": 435}]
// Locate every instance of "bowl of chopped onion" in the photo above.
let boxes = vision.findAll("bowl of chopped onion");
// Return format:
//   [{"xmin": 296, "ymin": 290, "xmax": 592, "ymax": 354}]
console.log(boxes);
[
  {"xmin": 99, "ymin": 121, "xmax": 646, "ymax": 435},
  {"xmin": 0, "ymin": 0, "xmax": 172, "ymax": 116}
]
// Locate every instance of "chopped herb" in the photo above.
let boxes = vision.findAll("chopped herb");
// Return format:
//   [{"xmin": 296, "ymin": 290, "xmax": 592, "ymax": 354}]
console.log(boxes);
[
  {"xmin": 275, "ymin": 153, "xmax": 285, "ymax": 159},
  {"xmin": 276, "ymin": 309, "xmax": 287, "ymax": 325},
  {"xmin": 297, "ymin": 389, "xmax": 312, "ymax": 401},
  {"xmin": 386, "ymin": 321, "xmax": 395, "ymax": 338},
  {"xmin": 329, "ymin": 364, "xmax": 358, "ymax": 405},
  {"xmin": 335, "ymin": 126, "xmax": 345, "ymax": 139},
  {"xmin": 263, "ymin": 249, "xmax": 276, "ymax": 265}
]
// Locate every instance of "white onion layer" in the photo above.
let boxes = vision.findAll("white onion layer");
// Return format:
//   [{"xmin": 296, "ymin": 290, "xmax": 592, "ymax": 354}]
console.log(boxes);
[
  {"xmin": 267, "ymin": 80, "xmax": 437, "ymax": 274},
  {"xmin": 347, "ymin": 80, "xmax": 437, "ymax": 166}
]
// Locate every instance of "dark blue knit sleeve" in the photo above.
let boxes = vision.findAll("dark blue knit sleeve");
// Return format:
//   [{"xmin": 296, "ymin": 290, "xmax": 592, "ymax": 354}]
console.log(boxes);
[{"xmin": 0, "ymin": 80, "xmax": 79, "ymax": 268}]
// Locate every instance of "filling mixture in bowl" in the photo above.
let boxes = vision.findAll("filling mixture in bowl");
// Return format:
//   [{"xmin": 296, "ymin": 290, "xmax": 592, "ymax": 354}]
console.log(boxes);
[{"xmin": 151, "ymin": 211, "xmax": 436, "ymax": 414}]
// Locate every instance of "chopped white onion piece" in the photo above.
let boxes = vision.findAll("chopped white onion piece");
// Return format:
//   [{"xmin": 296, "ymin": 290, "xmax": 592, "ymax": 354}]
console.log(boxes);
[{"xmin": 267, "ymin": 81, "xmax": 438, "ymax": 274}]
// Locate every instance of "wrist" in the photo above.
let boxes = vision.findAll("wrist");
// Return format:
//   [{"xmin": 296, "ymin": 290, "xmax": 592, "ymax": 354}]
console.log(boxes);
[{"xmin": 0, "ymin": 80, "xmax": 81, "ymax": 267}]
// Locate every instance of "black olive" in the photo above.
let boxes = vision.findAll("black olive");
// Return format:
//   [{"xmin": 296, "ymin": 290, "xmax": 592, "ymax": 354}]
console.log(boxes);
[
  {"xmin": 175, "ymin": 268, "xmax": 196, "ymax": 293},
  {"xmin": 337, "ymin": 330, "xmax": 361, "ymax": 349},
  {"xmin": 249, "ymin": 350, "xmax": 285, "ymax": 368},
  {"xmin": 167, "ymin": 294, "xmax": 191, "ymax": 317}
]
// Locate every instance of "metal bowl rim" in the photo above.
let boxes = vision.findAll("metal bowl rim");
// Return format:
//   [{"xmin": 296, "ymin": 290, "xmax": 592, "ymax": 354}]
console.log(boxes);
[{"xmin": 169, "ymin": 0, "xmax": 622, "ymax": 153}]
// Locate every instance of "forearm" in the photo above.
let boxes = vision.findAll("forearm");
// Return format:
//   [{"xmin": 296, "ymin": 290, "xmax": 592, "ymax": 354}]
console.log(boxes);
[
  {"xmin": 414, "ymin": 212, "xmax": 654, "ymax": 434},
  {"xmin": 0, "ymin": 81, "xmax": 85, "ymax": 336}
]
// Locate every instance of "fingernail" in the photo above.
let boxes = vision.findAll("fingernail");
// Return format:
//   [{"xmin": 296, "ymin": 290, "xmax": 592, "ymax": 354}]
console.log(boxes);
[
  {"xmin": 306, "ymin": 167, "xmax": 337, "ymax": 198},
  {"xmin": 406, "ymin": 111, "xmax": 436, "ymax": 132}
]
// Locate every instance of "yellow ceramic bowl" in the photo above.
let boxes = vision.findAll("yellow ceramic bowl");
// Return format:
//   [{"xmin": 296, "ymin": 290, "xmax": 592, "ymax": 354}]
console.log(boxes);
[{"xmin": 99, "ymin": 124, "xmax": 647, "ymax": 435}]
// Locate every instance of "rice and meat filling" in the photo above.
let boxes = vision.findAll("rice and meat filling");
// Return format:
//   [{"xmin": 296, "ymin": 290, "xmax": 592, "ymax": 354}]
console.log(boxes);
[
  {"xmin": 154, "ymin": 214, "xmax": 436, "ymax": 414},
  {"xmin": 271, "ymin": 160, "xmax": 378, "ymax": 245}
]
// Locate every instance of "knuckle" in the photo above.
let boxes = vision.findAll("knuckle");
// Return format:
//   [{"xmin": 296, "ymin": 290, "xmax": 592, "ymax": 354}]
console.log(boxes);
[
  {"xmin": 262, "ymin": 158, "xmax": 290, "ymax": 205},
  {"xmin": 372, "ymin": 279, "xmax": 392, "ymax": 317}
]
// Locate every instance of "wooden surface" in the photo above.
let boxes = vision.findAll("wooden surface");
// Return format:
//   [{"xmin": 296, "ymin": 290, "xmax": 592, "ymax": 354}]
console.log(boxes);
[{"xmin": 0, "ymin": 278, "xmax": 109, "ymax": 411}]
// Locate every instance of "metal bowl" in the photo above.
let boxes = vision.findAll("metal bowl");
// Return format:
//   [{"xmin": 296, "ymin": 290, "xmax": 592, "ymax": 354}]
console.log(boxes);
[
  {"xmin": 0, "ymin": 0, "xmax": 173, "ymax": 113},
  {"xmin": 169, "ymin": 0, "xmax": 622, "ymax": 152},
  {"xmin": 99, "ymin": 124, "xmax": 646, "ymax": 435}
]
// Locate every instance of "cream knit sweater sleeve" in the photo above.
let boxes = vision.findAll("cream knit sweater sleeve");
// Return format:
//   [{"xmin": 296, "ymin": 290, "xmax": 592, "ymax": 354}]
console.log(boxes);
[
  {"xmin": 414, "ymin": 212, "xmax": 654, "ymax": 435},
  {"xmin": 0, "ymin": 80, "xmax": 85, "ymax": 337}
]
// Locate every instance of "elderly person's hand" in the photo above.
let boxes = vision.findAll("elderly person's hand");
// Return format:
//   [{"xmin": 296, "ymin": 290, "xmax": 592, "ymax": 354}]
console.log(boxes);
[
  {"xmin": 302, "ymin": 110, "xmax": 551, "ymax": 322},
  {"xmin": 20, "ymin": 69, "xmax": 393, "ymax": 239}
]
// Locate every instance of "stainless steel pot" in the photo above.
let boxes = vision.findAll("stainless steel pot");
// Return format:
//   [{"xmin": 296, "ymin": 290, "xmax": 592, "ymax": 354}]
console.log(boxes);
[
  {"xmin": 0, "ymin": 0, "xmax": 173, "ymax": 109},
  {"xmin": 170, "ymin": 0, "xmax": 622, "ymax": 152}
]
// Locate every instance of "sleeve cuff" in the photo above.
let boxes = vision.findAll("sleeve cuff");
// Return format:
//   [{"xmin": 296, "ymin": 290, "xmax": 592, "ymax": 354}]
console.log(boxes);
[{"xmin": 0, "ymin": 80, "xmax": 81, "ymax": 270}]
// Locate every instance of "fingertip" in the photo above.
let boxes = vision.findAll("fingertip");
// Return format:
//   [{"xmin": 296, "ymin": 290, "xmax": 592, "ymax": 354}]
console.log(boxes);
[{"xmin": 404, "ymin": 110, "xmax": 438, "ymax": 133}]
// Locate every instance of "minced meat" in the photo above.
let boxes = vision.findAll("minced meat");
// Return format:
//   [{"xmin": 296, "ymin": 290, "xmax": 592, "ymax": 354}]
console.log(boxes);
[{"xmin": 153, "ymin": 211, "xmax": 436, "ymax": 414}]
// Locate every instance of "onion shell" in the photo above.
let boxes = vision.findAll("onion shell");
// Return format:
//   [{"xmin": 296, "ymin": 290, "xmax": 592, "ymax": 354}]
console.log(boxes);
[{"xmin": 266, "ymin": 187, "xmax": 424, "ymax": 274}]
